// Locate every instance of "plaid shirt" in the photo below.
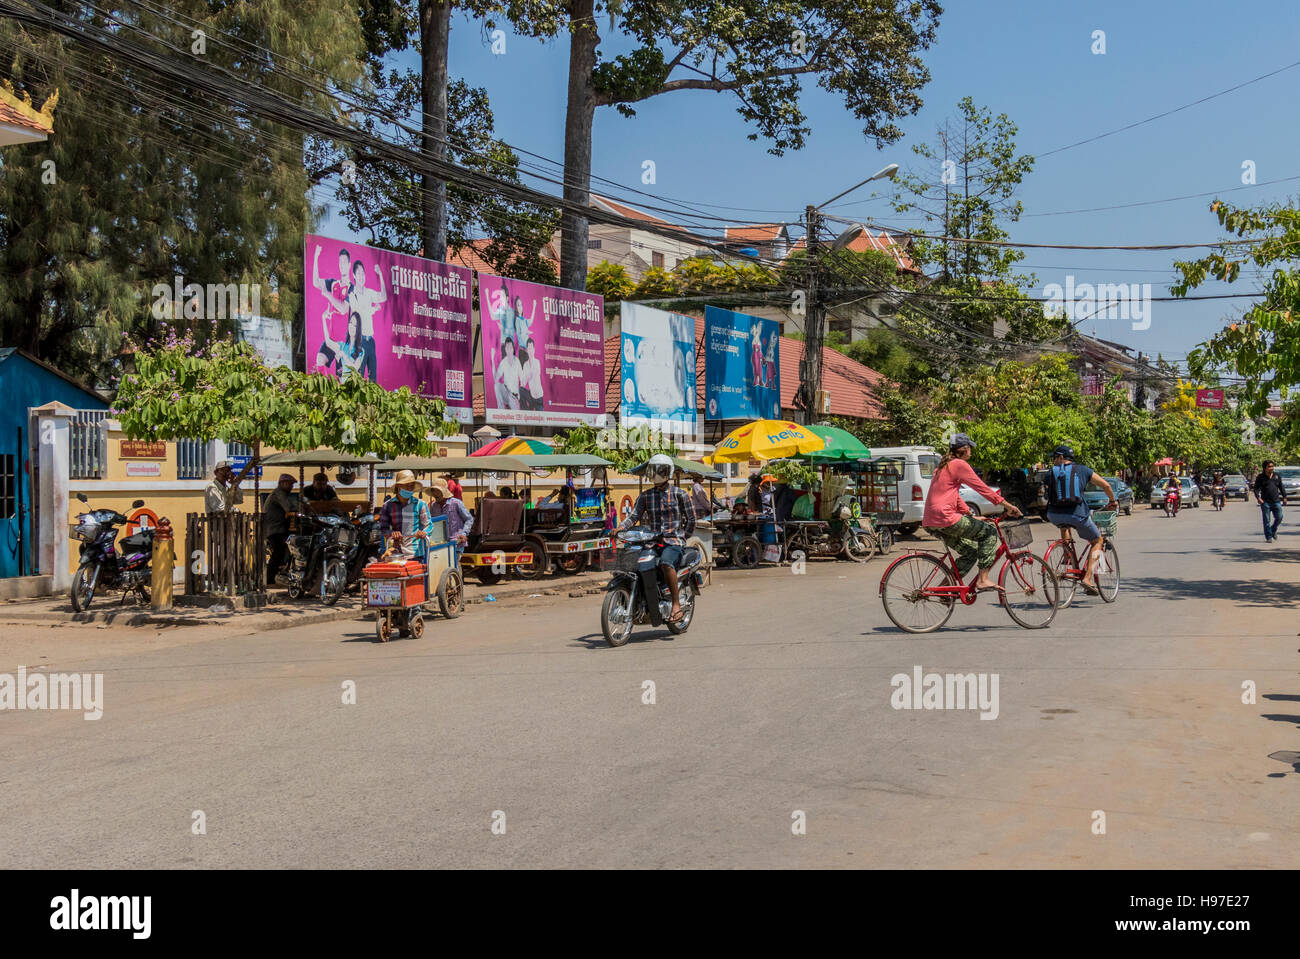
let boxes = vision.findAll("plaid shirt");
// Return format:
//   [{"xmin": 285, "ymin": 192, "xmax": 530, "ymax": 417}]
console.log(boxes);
[
  {"xmin": 627, "ymin": 484, "xmax": 695, "ymax": 542},
  {"xmin": 378, "ymin": 496, "xmax": 433, "ymax": 550}
]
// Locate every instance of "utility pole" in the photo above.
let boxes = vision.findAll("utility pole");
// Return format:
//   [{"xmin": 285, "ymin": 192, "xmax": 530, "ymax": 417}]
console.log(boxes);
[{"xmin": 797, "ymin": 204, "xmax": 824, "ymax": 423}]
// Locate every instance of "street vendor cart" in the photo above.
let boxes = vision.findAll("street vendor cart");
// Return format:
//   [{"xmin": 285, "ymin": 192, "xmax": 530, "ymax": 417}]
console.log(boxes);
[{"xmin": 363, "ymin": 515, "xmax": 463, "ymax": 642}]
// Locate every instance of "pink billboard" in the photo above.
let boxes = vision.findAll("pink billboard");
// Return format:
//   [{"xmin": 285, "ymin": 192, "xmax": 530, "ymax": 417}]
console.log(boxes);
[
  {"xmin": 478, "ymin": 273, "xmax": 605, "ymax": 426},
  {"xmin": 304, "ymin": 233, "xmax": 473, "ymax": 422}
]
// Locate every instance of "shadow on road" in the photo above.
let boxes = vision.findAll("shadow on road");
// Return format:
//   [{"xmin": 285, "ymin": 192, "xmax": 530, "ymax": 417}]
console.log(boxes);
[
  {"xmin": 570, "ymin": 631, "xmax": 679, "ymax": 649},
  {"xmin": 1209, "ymin": 545, "xmax": 1300, "ymax": 563},
  {"xmin": 1261, "ymin": 713, "xmax": 1300, "ymax": 728},
  {"xmin": 1122, "ymin": 574, "xmax": 1300, "ymax": 607}
]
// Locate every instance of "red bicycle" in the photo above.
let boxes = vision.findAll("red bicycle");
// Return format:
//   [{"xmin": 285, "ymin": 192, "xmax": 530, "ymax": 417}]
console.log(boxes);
[{"xmin": 878, "ymin": 516, "xmax": 1059, "ymax": 633}]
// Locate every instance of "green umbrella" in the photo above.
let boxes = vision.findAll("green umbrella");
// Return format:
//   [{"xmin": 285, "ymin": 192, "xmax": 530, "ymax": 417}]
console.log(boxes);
[{"xmin": 801, "ymin": 424, "xmax": 871, "ymax": 462}]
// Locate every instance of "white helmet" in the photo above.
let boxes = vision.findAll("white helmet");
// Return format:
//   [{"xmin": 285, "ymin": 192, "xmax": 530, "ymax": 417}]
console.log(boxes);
[{"xmin": 647, "ymin": 454, "xmax": 674, "ymax": 482}]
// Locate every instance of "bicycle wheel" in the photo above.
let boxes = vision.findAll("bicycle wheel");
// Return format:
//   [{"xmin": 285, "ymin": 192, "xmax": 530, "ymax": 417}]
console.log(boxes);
[
  {"xmin": 880, "ymin": 553, "xmax": 958, "ymax": 634},
  {"xmin": 1042, "ymin": 539, "xmax": 1078, "ymax": 608},
  {"xmin": 1094, "ymin": 539, "xmax": 1120, "ymax": 603},
  {"xmin": 999, "ymin": 552, "xmax": 1058, "ymax": 629}
]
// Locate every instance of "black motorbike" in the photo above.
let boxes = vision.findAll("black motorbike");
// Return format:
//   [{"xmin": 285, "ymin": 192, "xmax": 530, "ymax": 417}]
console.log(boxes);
[
  {"xmin": 1211, "ymin": 483, "xmax": 1226, "ymax": 511},
  {"xmin": 345, "ymin": 507, "xmax": 384, "ymax": 589},
  {"xmin": 601, "ymin": 528, "xmax": 704, "ymax": 647},
  {"xmin": 69, "ymin": 494, "xmax": 154, "ymax": 612},
  {"xmin": 284, "ymin": 510, "xmax": 351, "ymax": 605}
]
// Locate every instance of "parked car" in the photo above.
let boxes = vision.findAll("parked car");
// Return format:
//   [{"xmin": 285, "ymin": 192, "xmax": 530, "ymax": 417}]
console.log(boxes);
[
  {"xmin": 868, "ymin": 445, "xmax": 942, "ymax": 536},
  {"xmin": 961, "ymin": 482, "xmax": 1005, "ymax": 516},
  {"xmin": 1149, "ymin": 476, "xmax": 1200, "ymax": 509},
  {"xmin": 1085, "ymin": 476, "xmax": 1134, "ymax": 515},
  {"xmin": 1273, "ymin": 466, "xmax": 1300, "ymax": 498},
  {"xmin": 1223, "ymin": 474, "xmax": 1249, "ymax": 501}
]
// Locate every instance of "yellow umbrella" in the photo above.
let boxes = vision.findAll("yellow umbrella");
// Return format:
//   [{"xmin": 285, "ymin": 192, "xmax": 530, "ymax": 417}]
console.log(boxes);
[{"xmin": 707, "ymin": 420, "xmax": 826, "ymax": 463}]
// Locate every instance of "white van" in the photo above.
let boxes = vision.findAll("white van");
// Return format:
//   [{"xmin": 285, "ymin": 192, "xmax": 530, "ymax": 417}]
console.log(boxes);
[{"xmin": 869, "ymin": 445, "xmax": 1002, "ymax": 535}]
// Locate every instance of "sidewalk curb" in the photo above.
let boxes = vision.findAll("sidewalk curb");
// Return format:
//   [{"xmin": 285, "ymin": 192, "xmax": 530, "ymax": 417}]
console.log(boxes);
[{"xmin": 0, "ymin": 571, "xmax": 612, "ymax": 631}]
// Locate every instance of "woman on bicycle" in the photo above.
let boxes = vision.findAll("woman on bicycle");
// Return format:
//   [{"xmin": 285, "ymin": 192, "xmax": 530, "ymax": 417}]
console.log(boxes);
[{"xmin": 922, "ymin": 433, "xmax": 1022, "ymax": 592}]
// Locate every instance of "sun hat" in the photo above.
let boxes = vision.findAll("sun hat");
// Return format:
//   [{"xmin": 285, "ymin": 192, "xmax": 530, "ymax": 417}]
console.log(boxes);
[{"xmin": 392, "ymin": 469, "xmax": 423, "ymax": 494}]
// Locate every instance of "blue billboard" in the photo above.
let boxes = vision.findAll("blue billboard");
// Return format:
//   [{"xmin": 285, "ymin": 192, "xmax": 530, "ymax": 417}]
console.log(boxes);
[
  {"xmin": 619, "ymin": 302, "xmax": 697, "ymax": 437},
  {"xmin": 704, "ymin": 305, "xmax": 781, "ymax": 420}
]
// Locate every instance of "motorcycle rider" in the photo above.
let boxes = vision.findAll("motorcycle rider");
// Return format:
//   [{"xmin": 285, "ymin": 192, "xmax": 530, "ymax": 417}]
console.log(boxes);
[
  {"xmin": 1163, "ymin": 475, "xmax": 1182, "ymax": 516},
  {"xmin": 621, "ymin": 454, "xmax": 695, "ymax": 624}
]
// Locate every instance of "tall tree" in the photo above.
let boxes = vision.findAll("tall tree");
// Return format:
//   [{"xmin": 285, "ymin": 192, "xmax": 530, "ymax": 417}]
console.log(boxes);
[
  {"xmin": 531, "ymin": 0, "xmax": 943, "ymax": 290},
  {"xmin": 0, "ymin": 1, "xmax": 366, "ymax": 383},
  {"xmin": 325, "ymin": 1, "xmax": 560, "ymax": 282}
]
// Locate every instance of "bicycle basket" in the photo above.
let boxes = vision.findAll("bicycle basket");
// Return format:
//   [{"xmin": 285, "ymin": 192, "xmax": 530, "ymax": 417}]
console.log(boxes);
[
  {"xmin": 1092, "ymin": 510, "xmax": 1118, "ymax": 537},
  {"xmin": 1001, "ymin": 519, "xmax": 1035, "ymax": 550}
]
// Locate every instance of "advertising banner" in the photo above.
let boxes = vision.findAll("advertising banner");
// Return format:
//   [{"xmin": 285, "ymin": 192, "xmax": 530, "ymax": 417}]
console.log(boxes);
[
  {"xmin": 703, "ymin": 305, "xmax": 781, "ymax": 421},
  {"xmin": 479, "ymin": 274, "xmax": 605, "ymax": 426},
  {"xmin": 620, "ymin": 302, "xmax": 697, "ymax": 438},
  {"xmin": 1195, "ymin": 388, "xmax": 1225, "ymax": 409},
  {"xmin": 237, "ymin": 314, "xmax": 294, "ymax": 370},
  {"xmin": 304, "ymin": 234, "xmax": 474, "ymax": 423}
]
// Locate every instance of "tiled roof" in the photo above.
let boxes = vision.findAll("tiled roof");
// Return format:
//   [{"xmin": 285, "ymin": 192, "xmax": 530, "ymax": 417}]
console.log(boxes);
[
  {"xmin": 445, "ymin": 237, "xmax": 561, "ymax": 275},
  {"xmin": 783, "ymin": 231, "xmax": 917, "ymax": 273},
  {"xmin": 724, "ymin": 224, "xmax": 786, "ymax": 244},
  {"xmin": 591, "ymin": 194, "xmax": 691, "ymax": 234}
]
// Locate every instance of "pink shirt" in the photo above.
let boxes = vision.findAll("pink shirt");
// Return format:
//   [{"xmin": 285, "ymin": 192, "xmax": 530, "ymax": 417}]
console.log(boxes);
[{"xmin": 923, "ymin": 459, "xmax": 1004, "ymax": 528}]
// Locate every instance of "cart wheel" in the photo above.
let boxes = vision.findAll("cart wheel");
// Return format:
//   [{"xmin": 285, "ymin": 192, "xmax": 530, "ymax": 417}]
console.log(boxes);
[
  {"xmin": 556, "ymin": 553, "xmax": 589, "ymax": 575},
  {"xmin": 733, "ymin": 535, "xmax": 761, "ymax": 569},
  {"xmin": 375, "ymin": 612, "xmax": 392, "ymax": 643},
  {"xmin": 396, "ymin": 611, "xmax": 411, "ymax": 638},
  {"xmin": 515, "ymin": 536, "xmax": 549, "ymax": 580},
  {"xmin": 408, "ymin": 611, "xmax": 425, "ymax": 639},
  {"xmin": 474, "ymin": 567, "xmax": 503, "ymax": 586},
  {"xmin": 437, "ymin": 568, "xmax": 464, "ymax": 619}
]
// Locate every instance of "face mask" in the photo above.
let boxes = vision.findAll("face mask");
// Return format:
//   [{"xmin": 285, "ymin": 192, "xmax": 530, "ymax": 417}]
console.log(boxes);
[{"xmin": 398, "ymin": 488, "xmax": 413, "ymax": 501}]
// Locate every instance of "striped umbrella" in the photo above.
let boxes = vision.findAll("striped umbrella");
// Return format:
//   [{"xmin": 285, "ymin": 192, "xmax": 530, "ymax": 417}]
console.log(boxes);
[{"xmin": 470, "ymin": 436, "xmax": 554, "ymax": 456}]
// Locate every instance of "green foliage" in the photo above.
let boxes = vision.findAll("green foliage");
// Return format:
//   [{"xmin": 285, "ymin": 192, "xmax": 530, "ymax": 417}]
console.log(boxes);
[
  {"xmin": 552, "ymin": 423, "xmax": 678, "ymax": 474},
  {"xmin": 633, "ymin": 267, "xmax": 681, "ymax": 299},
  {"xmin": 0, "ymin": 1, "xmax": 366, "ymax": 385},
  {"xmin": 115, "ymin": 335, "xmax": 454, "ymax": 457},
  {"xmin": 765, "ymin": 459, "xmax": 818, "ymax": 487},
  {"xmin": 1176, "ymin": 199, "xmax": 1300, "ymax": 421},
  {"xmin": 841, "ymin": 327, "xmax": 930, "ymax": 386},
  {"xmin": 893, "ymin": 97, "xmax": 1035, "ymax": 283},
  {"xmin": 586, "ymin": 261, "xmax": 637, "ymax": 301}
]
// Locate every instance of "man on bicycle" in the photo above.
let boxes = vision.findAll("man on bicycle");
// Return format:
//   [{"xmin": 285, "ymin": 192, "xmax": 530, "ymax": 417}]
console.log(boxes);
[{"xmin": 1045, "ymin": 445, "xmax": 1116, "ymax": 594}]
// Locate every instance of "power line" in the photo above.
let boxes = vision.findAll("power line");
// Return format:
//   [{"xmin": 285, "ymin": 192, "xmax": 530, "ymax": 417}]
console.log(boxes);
[{"xmin": 1034, "ymin": 56, "xmax": 1300, "ymax": 159}]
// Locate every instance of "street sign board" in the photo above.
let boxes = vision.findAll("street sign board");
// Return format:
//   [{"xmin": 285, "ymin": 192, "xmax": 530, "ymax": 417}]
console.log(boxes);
[{"xmin": 1195, "ymin": 388, "xmax": 1225, "ymax": 409}]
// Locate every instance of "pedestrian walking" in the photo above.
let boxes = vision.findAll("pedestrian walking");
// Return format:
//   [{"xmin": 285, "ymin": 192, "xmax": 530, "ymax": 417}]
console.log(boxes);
[{"xmin": 1253, "ymin": 460, "xmax": 1287, "ymax": 541}]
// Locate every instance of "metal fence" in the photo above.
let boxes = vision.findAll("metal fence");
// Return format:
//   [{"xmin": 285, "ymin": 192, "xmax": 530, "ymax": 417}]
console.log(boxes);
[{"xmin": 69, "ymin": 410, "xmax": 108, "ymax": 479}]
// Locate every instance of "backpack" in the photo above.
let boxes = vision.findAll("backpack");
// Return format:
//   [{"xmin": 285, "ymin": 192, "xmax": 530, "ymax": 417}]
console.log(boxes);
[{"xmin": 1048, "ymin": 463, "xmax": 1085, "ymax": 509}]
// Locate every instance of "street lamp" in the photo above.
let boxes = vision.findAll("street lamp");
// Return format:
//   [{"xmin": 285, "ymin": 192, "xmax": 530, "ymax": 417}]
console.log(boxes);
[{"xmin": 796, "ymin": 163, "xmax": 899, "ymax": 418}]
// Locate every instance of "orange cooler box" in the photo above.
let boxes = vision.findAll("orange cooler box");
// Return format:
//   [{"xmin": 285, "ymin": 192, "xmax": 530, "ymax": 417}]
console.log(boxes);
[{"xmin": 364, "ymin": 561, "xmax": 426, "ymax": 608}]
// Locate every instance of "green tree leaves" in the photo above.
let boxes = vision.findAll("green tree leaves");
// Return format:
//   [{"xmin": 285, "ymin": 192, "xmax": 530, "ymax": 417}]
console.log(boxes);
[{"xmin": 115, "ymin": 337, "xmax": 455, "ymax": 457}]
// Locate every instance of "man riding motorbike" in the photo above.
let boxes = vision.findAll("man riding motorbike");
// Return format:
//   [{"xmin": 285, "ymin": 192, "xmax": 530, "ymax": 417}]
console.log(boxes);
[
  {"xmin": 621, "ymin": 454, "xmax": 695, "ymax": 624},
  {"xmin": 1163, "ymin": 475, "xmax": 1182, "ymax": 516}
]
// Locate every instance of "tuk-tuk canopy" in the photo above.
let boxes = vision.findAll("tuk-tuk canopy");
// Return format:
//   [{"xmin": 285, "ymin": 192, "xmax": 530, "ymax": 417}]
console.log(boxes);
[
  {"xmin": 376, "ymin": 453, "xmax": 612, "ymax": 474},
  {"xmin": 629, "ymin": 456, "xmax": 724, "ymax": 481},
  {"xmin": 259, "ymin": 448, "xmax": 383, "ymax": 468}
]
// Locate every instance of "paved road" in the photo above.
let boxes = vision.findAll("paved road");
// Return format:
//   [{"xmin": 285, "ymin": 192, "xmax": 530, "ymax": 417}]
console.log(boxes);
[{"xmin": 1, "ymin": 504, "xmax": 1297, "ymax": 868}]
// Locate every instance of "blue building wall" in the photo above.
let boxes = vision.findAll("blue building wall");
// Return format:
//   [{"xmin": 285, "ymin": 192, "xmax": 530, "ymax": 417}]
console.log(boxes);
[{"xmin": 0, "ymin": 350, "xmax": 107, "ymax": 578}]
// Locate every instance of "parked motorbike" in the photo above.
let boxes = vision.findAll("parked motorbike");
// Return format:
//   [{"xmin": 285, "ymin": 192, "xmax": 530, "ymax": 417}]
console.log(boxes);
[
  {"xmin": 601, "ymin": 528, "xmax": 704, "ymax": 647},
  {"xmin": 69, "ymin": 494, "xmax": 154, "ymax": 612},
  {"xmin": 284, "ymin": 510, "xmax": 350, "ymax": 605},
  {"xmin": 345, "ymin": 506, "xmax": 384, "ymax": 589}
]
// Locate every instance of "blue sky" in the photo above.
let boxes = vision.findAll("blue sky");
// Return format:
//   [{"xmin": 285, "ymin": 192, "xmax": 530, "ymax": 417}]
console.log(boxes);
[{"xmin": 333, "ymin": 0, "xmax": 1300, "ymax": 363}]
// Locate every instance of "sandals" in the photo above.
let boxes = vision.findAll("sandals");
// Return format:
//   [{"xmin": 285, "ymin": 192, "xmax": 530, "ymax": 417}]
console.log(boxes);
[
  {"xmin": 1080, "ymin": 582, "xmax": 1100, "ymax": 596},
  {"xmin": 976, "ymin": 584, "xmax": 1004, "ymax": 593},
  {"xmin": 666, "ymin": 609, "xmax": 686, "ymax": 624}
]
